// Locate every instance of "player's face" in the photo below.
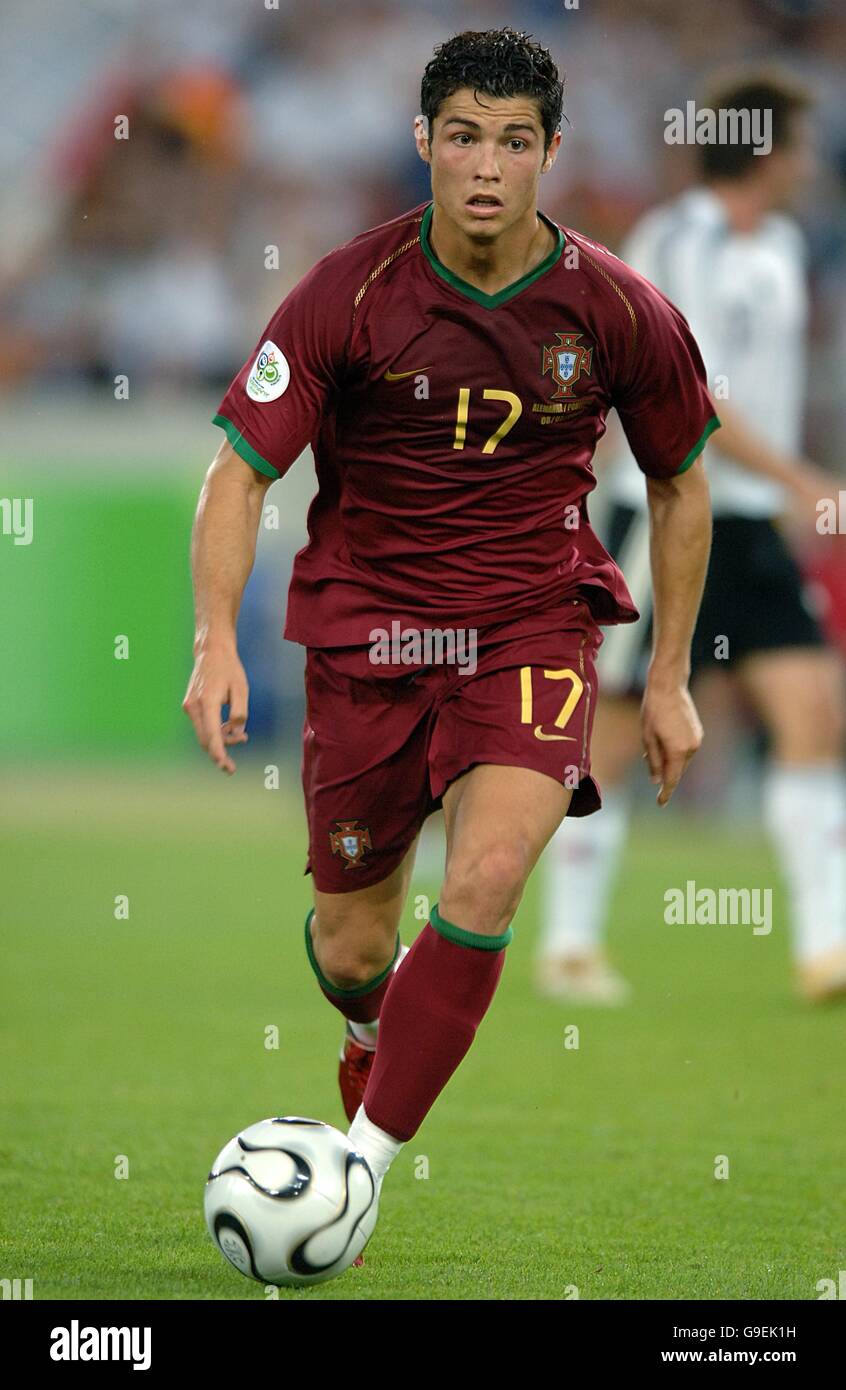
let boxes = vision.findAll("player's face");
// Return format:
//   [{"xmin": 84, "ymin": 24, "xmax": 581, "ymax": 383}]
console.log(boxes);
[{"xmin": 421, "ymin": 88, "xmax": 560, "ymax": 239}]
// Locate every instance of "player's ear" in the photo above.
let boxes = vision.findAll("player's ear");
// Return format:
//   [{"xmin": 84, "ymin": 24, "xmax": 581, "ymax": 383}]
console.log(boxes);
[
  {"xmin": 414, "ymin": 114, "xmax": 431, "ymax": 165},
  {"xmin": 541, "ymin": 130, "xmax": 562, "ymax": 175}
]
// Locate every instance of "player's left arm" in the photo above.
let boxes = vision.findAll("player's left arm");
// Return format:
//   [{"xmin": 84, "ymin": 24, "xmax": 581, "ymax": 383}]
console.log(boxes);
[
  {"xmin": 612, "ymin": 279, "xmax": 719, "ymax": 804},
  {"xmin": 643, "ymin": 459, "xmax": 712, "ymax": 806}
]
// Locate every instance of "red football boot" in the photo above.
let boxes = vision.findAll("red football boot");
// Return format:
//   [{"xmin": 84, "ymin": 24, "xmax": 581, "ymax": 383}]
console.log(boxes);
[{"xmin": 338, "ymin": 1022, "xmax": 377, "ymax": 1123}]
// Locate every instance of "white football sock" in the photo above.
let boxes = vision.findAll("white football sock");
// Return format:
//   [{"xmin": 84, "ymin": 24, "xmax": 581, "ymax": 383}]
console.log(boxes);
[
  {"xmin": 346, "ymin": 943, "xmax": 409, "ymax": 1045},
  {"xmin": 537, "ymin": 789, "xmax": 629, "ymax": 957},
  {"xmin": 346, "ymin": 1019, "xmax": 378, "ymax": 1047},
  {"xmin": 347, "ymin": 1104, "xmax": 404, "ymax": 1188},
  {"xmin": 762, "ymin": 762, "xmax": 846, "ymax": 963}
]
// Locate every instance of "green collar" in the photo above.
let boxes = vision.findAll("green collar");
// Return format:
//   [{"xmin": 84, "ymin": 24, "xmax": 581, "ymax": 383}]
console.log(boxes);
[{"xmin": 419, "ymin": 201, "xmax": 565, "ymax": 309}]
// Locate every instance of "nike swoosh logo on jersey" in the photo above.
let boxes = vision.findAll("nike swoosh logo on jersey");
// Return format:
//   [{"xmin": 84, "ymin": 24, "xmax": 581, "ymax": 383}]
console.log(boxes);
[
  {"xmin": 533, "ymin": 726, "xmax": 576, "ymax": 742},
  {"xmin": 383, "ymin": 365, "xmax": 432, "ymax": 381}
]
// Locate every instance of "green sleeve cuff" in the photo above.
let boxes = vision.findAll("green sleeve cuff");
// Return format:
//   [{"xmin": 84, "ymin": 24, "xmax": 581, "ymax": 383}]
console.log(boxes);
[
  {"xmin": 212, "ymin": 413, "xmax": 279, "ymax": 479},
  {"xmin": 675, "ymin": 414, "xmax": 721, "ymax": 475}
]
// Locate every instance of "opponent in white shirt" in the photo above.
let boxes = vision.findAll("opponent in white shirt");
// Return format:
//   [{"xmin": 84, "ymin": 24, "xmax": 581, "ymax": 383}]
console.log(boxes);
[
  {"xmin": 539, "ymin": 68, "xmax": 846, "ymax": 1004},
  {"xmin": 609, "ymin": 185, "xmax": 806, "ymax": 519}
]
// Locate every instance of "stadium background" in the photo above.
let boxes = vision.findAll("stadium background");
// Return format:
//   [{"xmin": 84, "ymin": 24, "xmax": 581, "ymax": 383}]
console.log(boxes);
[{"xmin": 3, "ymin": 0, "xmax": 845, "ymax": 1300}]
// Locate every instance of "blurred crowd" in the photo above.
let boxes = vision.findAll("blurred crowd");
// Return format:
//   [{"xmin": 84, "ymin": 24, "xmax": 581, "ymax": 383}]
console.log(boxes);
[
  {"xmin": 3, "ymin": 0, "xmax": 845, "ymax": 775},
  {"xmin": 2, "ymin": 0, "xmax": 845, "ymax": 452}
]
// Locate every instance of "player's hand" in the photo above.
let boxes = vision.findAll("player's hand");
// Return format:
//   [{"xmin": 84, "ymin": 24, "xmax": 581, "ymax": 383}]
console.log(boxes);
[
  {"xmin": 788, "ymin": 464, "xmax": 840, "ymax": 531},
  {"xmin": 640, "ymin": 678, "xmax": 703, "ymax": 807},
  {"xmin": 182, "ymin": 642, "xmax": 250, "ymax": 775}
]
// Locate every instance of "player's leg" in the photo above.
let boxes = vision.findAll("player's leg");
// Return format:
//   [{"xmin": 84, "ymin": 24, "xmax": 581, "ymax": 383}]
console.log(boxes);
[
  {"xmin": 536, "ymin": 692, "xmax": 640, "ymax": 1001},
  {"xmin": 308, "ymin": 840, "xmax": 418, "ymax": 1013},
  {"xmin": 347, "ymin": 611, "xmax": 601, "ymax": 1183},
  {"xmin": 348, "ymin": 764, "xmax": 574, "ymax": 1184},
  {"xmin": 307, "ymin": 843, "xmax": 419, "ymax": 1125},
  {"xmin": 300, "ymin": 646, "xmax": 437, "ymax": 1118},
  {"xmin": 301, "ymin": 642, "xmax": 432, "ymax": 1004},
  {"xmin": 438, "ymin": 763, "xmax": 573, "ymax": 931},
  {"xmin": 536, "ymin": 500, "xmax": 652, "ymax": 1000},
  {"xmin": 736, "ymin": 644, "xmax": 846, "ymax": 999},
  {"xmin": 707, "ymin": 516, "xmax": 846, "ymax": 999}
]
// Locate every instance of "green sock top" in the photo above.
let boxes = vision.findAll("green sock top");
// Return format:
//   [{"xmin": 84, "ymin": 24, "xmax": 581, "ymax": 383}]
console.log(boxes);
[{"xmin": 430, "ymin": 902, "xmax": 513, "ymax": 951}]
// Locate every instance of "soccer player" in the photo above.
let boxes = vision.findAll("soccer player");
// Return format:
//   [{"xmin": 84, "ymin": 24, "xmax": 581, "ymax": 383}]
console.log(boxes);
[
  {"xmin": 183, "ymin": 29, "xmax": 717, "ymax": 1217},
  {"xmin": 538, "ymin": 68, "xmax": 846, "ymax": 1005}
]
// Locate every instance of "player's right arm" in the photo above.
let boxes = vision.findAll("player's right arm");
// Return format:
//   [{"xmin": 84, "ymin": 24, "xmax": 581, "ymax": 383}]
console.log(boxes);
[
  {"xmin": 704, "ymin": 394, "xmax": 835, "ymax": 523},
  {"xmin": 183, "ymin": 440, "xmax": 274, "ymax": 774},
  {"xmin": 181, "ymin": 247, "xmax": 353, "ymax": 773}
]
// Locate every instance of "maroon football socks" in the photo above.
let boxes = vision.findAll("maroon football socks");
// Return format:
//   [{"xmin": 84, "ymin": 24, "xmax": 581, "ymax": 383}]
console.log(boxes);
[{"xmin": 361, "ymin": 905, "xmax": 511, "ymax": 1141}]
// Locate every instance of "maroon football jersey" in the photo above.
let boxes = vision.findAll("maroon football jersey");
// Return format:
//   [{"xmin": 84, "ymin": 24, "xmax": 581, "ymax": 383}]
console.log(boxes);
[{"xmin": 214, "ymin": 201, "xmax": 718, "ymax": 647}]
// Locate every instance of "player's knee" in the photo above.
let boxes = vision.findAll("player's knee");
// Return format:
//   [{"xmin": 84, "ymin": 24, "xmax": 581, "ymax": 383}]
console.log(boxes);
[
  {"xmin": 318, "ymin": 940, "xmax": 394, "ymax": 990},
  {"xmin": 442, "ymin": 840, "xmax": 531, "ymax": 925},
  {"xmin": 313, "ymin": 914, "xmax": 396, "ymax": 989},
  {"xmin": 775, "ymin": 687, "xmax": 846, "ymax": 759}
]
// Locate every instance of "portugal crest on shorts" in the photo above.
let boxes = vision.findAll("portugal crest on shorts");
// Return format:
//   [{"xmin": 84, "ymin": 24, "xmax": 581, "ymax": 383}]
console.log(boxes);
[
  {"xmin": 329, "ymin": 820, "xmax": 372, "ymax": 868},
  {"xmin": 541, "ymin": 332, "xmax": 594, "ymax": 399}
]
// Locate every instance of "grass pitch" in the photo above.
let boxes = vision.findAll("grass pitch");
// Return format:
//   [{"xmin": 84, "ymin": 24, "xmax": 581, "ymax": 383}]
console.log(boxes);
[{"xmin": 2, "ymin": 765, "xmax": 843, "ymax": 1300}]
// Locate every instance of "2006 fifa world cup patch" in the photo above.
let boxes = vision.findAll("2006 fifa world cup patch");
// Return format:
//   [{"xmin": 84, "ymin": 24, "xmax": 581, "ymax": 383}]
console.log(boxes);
[{"xmin": 246, "ymin": 340, "xmax": 290, "ymax": 402}]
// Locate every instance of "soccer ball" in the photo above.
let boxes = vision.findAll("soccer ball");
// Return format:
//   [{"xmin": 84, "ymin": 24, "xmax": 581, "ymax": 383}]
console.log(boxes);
[{"xmin": 204, "ymin": 1116, "xmax": 378, "ymax": 1287}]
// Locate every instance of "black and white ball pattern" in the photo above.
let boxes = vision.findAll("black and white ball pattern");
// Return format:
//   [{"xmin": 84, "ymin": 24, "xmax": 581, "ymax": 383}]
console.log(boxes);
[{"xmin": 204, "ymin": 1117, "xmax": 378, "ymax": 1287}]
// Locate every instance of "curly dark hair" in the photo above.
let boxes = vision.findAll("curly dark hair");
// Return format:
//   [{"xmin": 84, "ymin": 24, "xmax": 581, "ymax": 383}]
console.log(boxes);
[{"xmin": 420, "ymin": 28, "xmax": 564, "ymax": 151}]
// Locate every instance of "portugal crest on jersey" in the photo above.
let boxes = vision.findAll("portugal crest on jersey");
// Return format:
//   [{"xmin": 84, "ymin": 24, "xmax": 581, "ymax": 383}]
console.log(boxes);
[
  {"xmin": 329, "ymin": 820, "xmax": 372, "ymax": 868},
  {"xmin": 541, "ymin": 332, "xmax": 594, "ymax": 399}
]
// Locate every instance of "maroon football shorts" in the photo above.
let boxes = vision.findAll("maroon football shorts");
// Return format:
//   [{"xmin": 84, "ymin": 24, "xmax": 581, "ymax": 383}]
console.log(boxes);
[{"xmin": 301, "ymin": 598, "xmax": 604, "ymax": 893}]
